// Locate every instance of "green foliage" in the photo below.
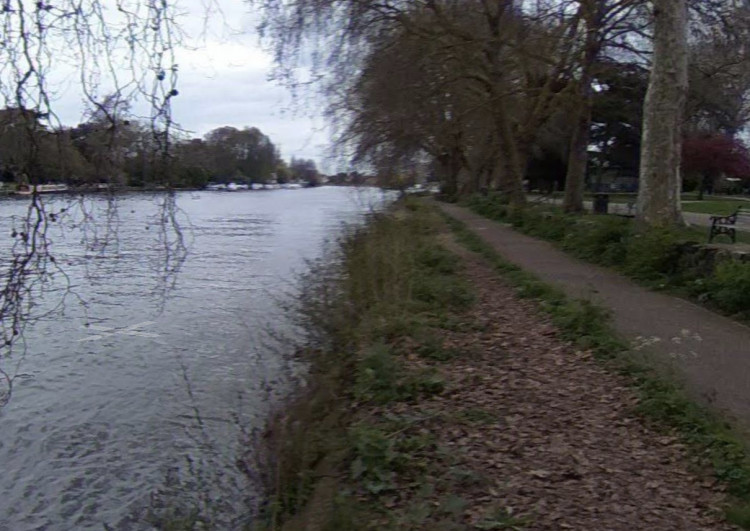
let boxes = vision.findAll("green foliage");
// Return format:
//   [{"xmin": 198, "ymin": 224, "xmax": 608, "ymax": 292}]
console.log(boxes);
[
  {"xmin": 521, "ymin": 210, "xmax": 576, "ymax": 241},
  {"xmin": 349, "ymin": 425, "xmax": 402, "ymax": 494},
  {"xmin": 476, "ymin": 508, "xmax": 532, "ymax": 530},
  {"xmin": 340, "ymin": 207, "xmax": 473, "ymax": 332},
  {"xmin": 548, "ymin": 299, "xmax": 624, "ymax": 358},
  {"xmin": 349, "ymin": 423, "xmax": 436, "ymax": 496},
  {"xmin": 264, "ymin": 201, "xmax": 472, "ymax": 528},
  {"xmin": 726, "ymin": 503, "xmax": 750, "ymax": 528},
  {"xmin": 623, "ymin": 228, "xmax": 683, "ymax": 281},
  {"xmin": 708, "ymin": 260, "xmax": 750, "ymax": 315},
  {"xmin": 416, "ymin": 243, "xmax": 461, "ymax": 275},
  {"xmin": 413, "ymin": 332, "xmax": 459, "ymax": 361},
  {"xmin": 561, "ymin": 217, "xmax": 632, "ymax": 265},
  {"xmin": 354, "ymin": 344, "xmax": 402, "ymax": 403},
  {"xmin": 463, "ymin": 194, "xmax": 510, "ymax": 221},
  {"xmin": 465, "ymin": 194, "xmax": 750, "ymax": 316},
  {"xmin": 354, "ymin": 344, "xmax": 445, "ymax": 404}
]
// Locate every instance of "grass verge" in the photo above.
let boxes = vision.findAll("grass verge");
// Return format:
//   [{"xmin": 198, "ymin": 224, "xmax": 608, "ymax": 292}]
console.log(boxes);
[
  {"xmin": 442, "ymin": 212, "xmax": 750, "ymax": 527},
  {"xmin": 257, "ymin": 200, "xmax": 481, "ymax": 530},
  {"xmin": 464, "ymin": 193, "xmax": 750, "ymax": 319}
]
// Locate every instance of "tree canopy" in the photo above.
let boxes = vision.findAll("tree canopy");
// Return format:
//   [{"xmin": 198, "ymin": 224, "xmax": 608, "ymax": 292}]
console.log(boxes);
[{"xmin": 258, "ymin": 0, "xmax": 750, "ymax": 224}]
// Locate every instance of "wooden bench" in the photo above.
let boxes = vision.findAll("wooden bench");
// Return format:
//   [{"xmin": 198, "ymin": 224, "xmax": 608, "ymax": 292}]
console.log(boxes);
[{"xmin": 709, "ymin": 206, "xmax": 750, "ymax": 243}]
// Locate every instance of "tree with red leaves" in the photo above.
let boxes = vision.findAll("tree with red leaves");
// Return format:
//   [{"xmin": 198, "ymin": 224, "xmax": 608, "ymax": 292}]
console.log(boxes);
[{"xmin": 682, "ymin": 133, "xmax": 750, "ymax": 199}]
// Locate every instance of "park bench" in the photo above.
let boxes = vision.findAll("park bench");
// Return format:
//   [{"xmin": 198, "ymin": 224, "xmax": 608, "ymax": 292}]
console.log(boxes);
[{"xmin": 708, "ymin": 206, "xmax": 750, "ymax": 243}]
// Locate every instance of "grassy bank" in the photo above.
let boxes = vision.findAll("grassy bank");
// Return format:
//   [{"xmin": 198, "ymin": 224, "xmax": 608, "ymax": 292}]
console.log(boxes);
[
  {"xmin": 465, "ymin": 194, "xmax": 750, "ymax": 319},
  {"xmin": 443, "ymin": 213, "xmax": 750, "ymax": 527},
  {"xmin": 259, "ymin": 201, "xmax": 480, "ymax": 529}
]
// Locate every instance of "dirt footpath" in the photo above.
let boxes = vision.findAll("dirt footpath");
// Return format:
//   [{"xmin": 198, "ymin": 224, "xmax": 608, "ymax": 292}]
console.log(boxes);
[{"xmin": 418, "ymin": 235, "xmax": 735, "ymax": 530}]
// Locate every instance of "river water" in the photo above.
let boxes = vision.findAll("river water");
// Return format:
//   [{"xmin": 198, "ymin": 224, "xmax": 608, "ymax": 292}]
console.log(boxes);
[{"xmin": 0, "ymin": 186, "xmax": 387, "ymax": 530}]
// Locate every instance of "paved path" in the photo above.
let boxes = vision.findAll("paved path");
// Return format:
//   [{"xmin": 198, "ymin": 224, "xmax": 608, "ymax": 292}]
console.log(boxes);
[{"xmin": 440, "ymin": 203, "xmax": 750, "ymax": 430}]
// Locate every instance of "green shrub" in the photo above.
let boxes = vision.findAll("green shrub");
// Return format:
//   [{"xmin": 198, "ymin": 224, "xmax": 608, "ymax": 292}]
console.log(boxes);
[
  {"xmin": 462, "ymin": 195, "xmax": 737, "ymax": 300},
  {"xmin": 412, "ymin": 272, "xmax": 474, "ymax": 310},
  {"xmin": 354, "ymin": 344, "xmax": 401, "ymax": 403},
  {"xmin": 349, "ymin": 425, "xmax": 401, "ymax": 494},
  {"xmin": 523, "ymin": 211, "xmax": 575, "ymax": 241},
  {"xmin": 623, "ymin": 228, "xmax": 684, "ymax": 282},
  {"xmin": 463, "ymin": 194, "xmax": 508, "ymax": 221},
  {"xmin": 709, "ymin": 260, "xmax": 750, "ymax": 315},
  {"xmin": 415, "ymin": 243, "xmax": 461, "ymax": 275},
  {"xmin": 413, "ymin": 331, "xmax": 458, "ymax": 361},
  {"xmin": 560, "ymin": 216, "xmax": 632, "ymax": 265},
  {"xmin": 349, "ymin": 424, "xmax": 436, "ymax": 496},
  {"xmin": 354, "ymin": 344, "xmax": 446, "ymax": 404}
]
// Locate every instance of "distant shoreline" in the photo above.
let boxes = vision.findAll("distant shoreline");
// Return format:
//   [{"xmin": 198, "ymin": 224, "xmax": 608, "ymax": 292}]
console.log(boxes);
[{"xmin": 0, "ymin": 183, "xmax": 382, "ymax": 198}]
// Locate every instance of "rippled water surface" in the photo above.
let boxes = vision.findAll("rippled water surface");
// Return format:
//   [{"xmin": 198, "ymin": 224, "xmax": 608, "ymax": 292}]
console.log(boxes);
[{"xmin": 0, "ymin": 187, "xmax": 386, "ymax": 530}]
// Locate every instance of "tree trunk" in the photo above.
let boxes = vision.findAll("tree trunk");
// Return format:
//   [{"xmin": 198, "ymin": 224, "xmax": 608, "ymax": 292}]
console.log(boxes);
[
  {"xmin": 563, "ymin": 80, "xmax": 594, "ymax": 213},
  {"xmin": 494, "ymin": 103, "xmax": 527, "ymax": 205},
  {"xmin": 636, "ymin": 0, "xmax": 688, "ymax": 226},
  {"xmin": 563, "ymin": 3, "xmax": 602, "ymax": 213}
]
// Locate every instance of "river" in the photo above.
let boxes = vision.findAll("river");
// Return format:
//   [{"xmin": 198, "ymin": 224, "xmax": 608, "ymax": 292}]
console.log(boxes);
[{"xmin": 0, "ymin": 186, "xmax": 388, "ymax": 530}]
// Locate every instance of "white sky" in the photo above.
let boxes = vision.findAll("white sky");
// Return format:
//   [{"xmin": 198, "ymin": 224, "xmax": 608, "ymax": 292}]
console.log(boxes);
[{"xmin": 49, "ymin": 1, "xmax": 332, "ymax": 170}]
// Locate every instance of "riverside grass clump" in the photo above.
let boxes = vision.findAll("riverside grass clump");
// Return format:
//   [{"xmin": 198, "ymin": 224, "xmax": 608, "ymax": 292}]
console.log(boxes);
[
  {"xmin": 443, "ymin": 213, "xmax": 750, "ymax": 528},
  {"xmin": 708, "ymin": 260, "xmax": 750, "ymax": 317},
  {"xmin": 258, "ymin": 200, "xmax": 476, "ymax": 530},
  {"xmin": 464, "ymin": 193, "xmax": 750, "ymax": 317}
]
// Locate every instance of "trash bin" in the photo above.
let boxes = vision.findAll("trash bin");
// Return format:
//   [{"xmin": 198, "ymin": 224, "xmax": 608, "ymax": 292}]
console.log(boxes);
[{"xmin": 593, "ymin": 193, "xmax": 609, "ymax": 214}]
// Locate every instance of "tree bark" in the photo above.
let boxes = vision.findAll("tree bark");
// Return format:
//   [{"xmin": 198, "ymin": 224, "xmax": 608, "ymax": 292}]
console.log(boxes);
[
  {"xmin": 563, "ymin": 71, "xmax": 595, "ymax": 213},
  {"xmin": 636, "ymin": 0, "xmax": 688, "ymax": 226},
  {"xmin": 494, "ymin": 102, "xmax": 527, "ymax": 205},
  {"xmin": 563, "ymin": 2, "xmax": 603, "ymax": 213}
]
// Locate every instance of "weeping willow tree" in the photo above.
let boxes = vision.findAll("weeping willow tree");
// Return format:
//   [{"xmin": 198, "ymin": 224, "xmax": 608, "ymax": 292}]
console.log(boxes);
[
  {"xmin": 0, "ymin": 1, "xmax": 186, "ymax": 404},
  {"xmin": 257, "ymin": 1, "xmax": 584, "ymax": 204}
]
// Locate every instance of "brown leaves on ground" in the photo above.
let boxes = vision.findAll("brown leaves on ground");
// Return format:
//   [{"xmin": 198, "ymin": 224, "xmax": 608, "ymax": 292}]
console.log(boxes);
[{"xmin": 367, "ymin": 241, "xmax": 735, "ymax": 530}]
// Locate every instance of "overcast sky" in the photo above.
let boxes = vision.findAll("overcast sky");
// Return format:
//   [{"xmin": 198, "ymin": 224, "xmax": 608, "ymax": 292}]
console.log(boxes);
[{"xmin": 51, "ymin": 1, "xmax": 333, "ymax": 170}]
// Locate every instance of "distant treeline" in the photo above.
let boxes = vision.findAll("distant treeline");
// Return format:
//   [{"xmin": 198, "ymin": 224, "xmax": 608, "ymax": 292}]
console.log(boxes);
[{"xmin": 0, "ymin": 100, "xmax": 320, "ymax": 188}]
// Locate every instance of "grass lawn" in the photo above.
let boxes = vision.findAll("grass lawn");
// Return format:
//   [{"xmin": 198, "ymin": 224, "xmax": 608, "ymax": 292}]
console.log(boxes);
[
  {"xmin": 582, "ymin": 192, "xmax": 637, "ymax": 204},
  {"xmin": 683, "ymin": 225, "xmax": 750, "ymax": 245},
  {"xmin": 581, "ymin": 192, "xmax": 707, "ymax": 204},
  {"xmin": 682, "ymin": 200, "xmax": 748, "ymax": 216}
]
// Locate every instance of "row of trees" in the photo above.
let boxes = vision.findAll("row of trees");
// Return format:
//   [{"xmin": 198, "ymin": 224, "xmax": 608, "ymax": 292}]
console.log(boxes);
[
  {"xmin": 0, "ymin": 102, "xmax": 319, "ymax": 189},
  {"xmin": 259, "ymin": 0, "xmax": 750, "ymax": 226}
]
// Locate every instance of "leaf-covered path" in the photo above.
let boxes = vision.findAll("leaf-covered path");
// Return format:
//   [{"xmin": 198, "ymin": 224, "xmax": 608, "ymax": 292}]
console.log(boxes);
[{"xmin": 431, "ymin": 234, "xmax": 735, "ymax": 529}]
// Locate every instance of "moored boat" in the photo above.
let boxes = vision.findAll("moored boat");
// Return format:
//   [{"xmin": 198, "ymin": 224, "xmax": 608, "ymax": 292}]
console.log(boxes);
[{"xmin": 14, "ymin": 183, "xmax": 69, "ymax": 196}]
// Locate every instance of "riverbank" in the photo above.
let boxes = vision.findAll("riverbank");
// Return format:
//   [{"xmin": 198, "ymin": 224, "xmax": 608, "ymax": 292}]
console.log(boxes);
[{"xmin": 260, "ymin": 200, "xmax": 749, "ymax": 530}]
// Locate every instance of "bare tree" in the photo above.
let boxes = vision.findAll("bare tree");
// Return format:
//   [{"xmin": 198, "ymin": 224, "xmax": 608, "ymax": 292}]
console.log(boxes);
[
  {"xmin": 562, "ymin": 0, "xmax": 646, "ymax": 212},
  {"xmin": 0, "ymin": 1, "xmax": 185, "ymax": 404},
  {"xmin": 258, "ymin": 1, "xmax": 587, "ymax": 205}
]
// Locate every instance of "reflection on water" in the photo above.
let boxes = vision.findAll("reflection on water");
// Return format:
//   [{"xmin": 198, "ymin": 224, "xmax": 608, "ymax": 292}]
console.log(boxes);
[{"xmin": 0, "ymin": 186, "xmax": 389, "ymax": 530}]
